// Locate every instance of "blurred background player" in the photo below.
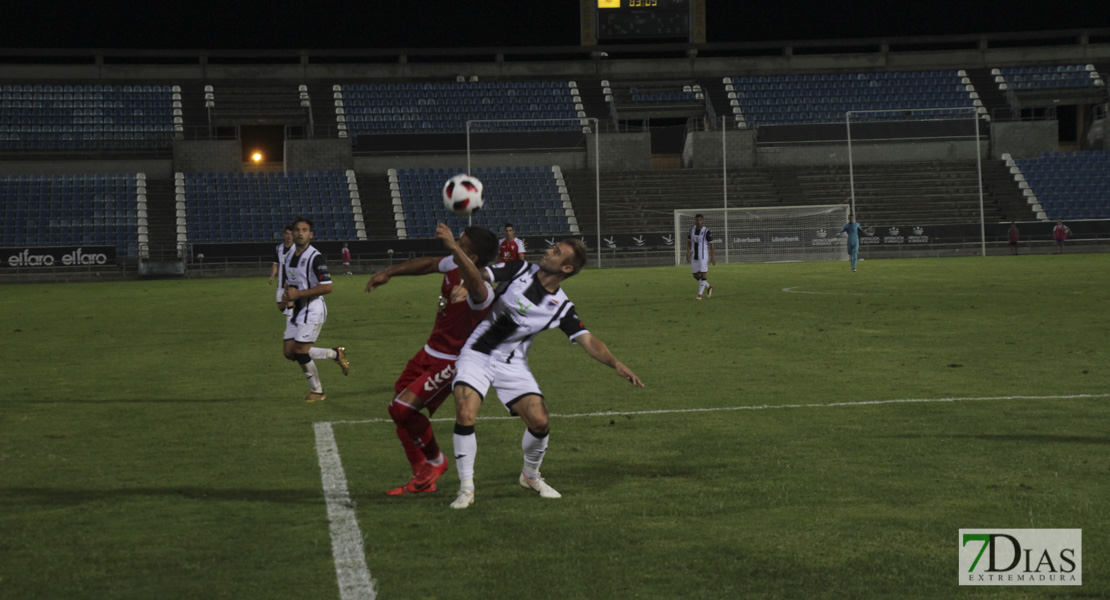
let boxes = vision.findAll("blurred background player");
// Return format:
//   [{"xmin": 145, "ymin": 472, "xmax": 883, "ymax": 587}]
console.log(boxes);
[
  {"xmin": 268, "ymin": 225, "xmax": 295, "ymax": 316},
  {"xmin": 1008, "ymin": 223, "xmax": 1019, "ymax": 255},
  {"xmin": 365, "ymin": 224, "xmax": 498, "ymax": 495},
  {"xmin": 341, "ymin": 242, "xmax": 352, "ymax": 275},
  {"xmin": 1053, "ymin": 219, "xmax": 1072, "ymax": 254},
  {"xmin": 498, "ymin": 222, "xmax": 525, "ymax": 262},
  {"xmin": 837, "ymin": 214, "xmax": 871, "ymax": 272},
  {"xmin": 686, "ymin": 214, "xmax": 715, "ymax": 299},
  {"xmin": 282, "ymin": 217, "xmax": 349, "ymax": 402},
  {"xmin": 448, "ymin": 238, "xmax": 644, "ymax": 509}
]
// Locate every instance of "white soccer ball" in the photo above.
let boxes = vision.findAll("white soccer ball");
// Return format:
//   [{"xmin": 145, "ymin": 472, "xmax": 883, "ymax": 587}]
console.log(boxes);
[{"xmin": 442, "ymin": 173, "xmax": 484, "ymax": 216}]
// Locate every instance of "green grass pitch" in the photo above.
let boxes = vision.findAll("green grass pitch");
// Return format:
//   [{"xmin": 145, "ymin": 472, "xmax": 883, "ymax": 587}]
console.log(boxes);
[{"xmin": 1, "ymin": 254, "xmax": 1107, "ymax": 599}]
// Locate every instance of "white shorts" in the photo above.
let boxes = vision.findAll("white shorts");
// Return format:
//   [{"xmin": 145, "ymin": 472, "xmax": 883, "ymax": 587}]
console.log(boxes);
[
  {"xmin": 454, "ymin": 350, "xmax": 542, "ymax": 414},
  {"xmin": 690, "ymin": 258, "xmax": 709, "ymax": 274},
  {"xmin": 285, "ymin": 319, "xmax": 324, "ymax": 343}
]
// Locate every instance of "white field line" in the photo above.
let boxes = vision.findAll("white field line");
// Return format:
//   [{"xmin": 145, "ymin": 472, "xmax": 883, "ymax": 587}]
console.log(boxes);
[
  {"xmin": 325, "ymin": 393, "xmax": 1110, "ymax": 426},
  {"xmin": 314, "ymin": 392, "xmax": 1108, "ymax": 599},
  {"xmin": 313, "ymin": 422, "xmax": 377, "ymax": 600}
]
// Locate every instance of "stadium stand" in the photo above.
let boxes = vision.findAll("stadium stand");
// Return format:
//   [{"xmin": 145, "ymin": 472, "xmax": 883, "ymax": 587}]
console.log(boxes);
[
  {"xmin": 335, "ymin": 81, "xmax": 586, "ymax": 136},
  {"xmin": 177, "ymin": 170, "xmax": 364, "ymax": 244},
  {"xmin": 993, "ymin": 65, "xmax": 1104, "ymax": 91},
  {"xmin": 0, "ymin": 84, "xmax": 177, "ymax": 151},
  {"xmin": 389, "ymin": 166, "xmax": 576, "ymax": 238},
  {"xmin": 724, "ymin": 70, "xmax": 983, "ymax": 126},
  {"xmin": 0, "ymin": 173, "xmax": 144, "ymax": 256},
  {"xmin": 1009, "ymin": 151, "xmax": 1110, "ymax": 220}
]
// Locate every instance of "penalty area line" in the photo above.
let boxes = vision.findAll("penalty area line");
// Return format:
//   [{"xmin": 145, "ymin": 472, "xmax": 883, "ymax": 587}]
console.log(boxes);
[
  {"xmin": 326, "ymin": 393, "xmax": 1110, "ymax": 426},
  {"xmin": 313, "ymin": 422, "xmax": 377, "ymax": 600}
]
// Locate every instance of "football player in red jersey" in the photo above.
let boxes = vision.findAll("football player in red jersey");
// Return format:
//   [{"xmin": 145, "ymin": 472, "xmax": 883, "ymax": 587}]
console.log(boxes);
[
  {"xmin": 497, "ymin": 222, "xmax": 525, "ymax": 262},
  {"xmin": 365, "ymin": 224, "xmax": 499, "ymax": 495}
]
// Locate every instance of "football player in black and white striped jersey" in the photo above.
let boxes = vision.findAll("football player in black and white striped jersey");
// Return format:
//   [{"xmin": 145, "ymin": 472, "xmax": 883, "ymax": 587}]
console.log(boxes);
[
  {"xmin": 447, "ymin": 237, "xmax": 644, "ymax": 509},
  {"xmin": 687, "ymin": 214, "xmax": 716, "ymax": 299},
  {"xmin": 269, "ymin": 224, "xmax": 296, "ymax": 317},
  {"xmin": 281, "ymin": 217, "xmax": 349, "ymax": 403}
]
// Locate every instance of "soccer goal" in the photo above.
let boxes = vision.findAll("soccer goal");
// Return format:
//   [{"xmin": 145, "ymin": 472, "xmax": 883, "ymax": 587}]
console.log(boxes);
[
  {"xmin": 674, "ymin": 205, "xmax": 850, "ymax": 265},
  {"xmin": 846, "ymin": 106, "xmax": 987, "ymax": 255}
]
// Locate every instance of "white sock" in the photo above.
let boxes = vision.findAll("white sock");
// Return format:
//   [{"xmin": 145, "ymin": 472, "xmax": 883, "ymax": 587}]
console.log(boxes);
[
  {"xmin": 453, "ymin": 431, "xmax": 477, "ymax": 491},
  {"xmin": 698, "ymin": 280, "xmax": 708, "ymax": 294},
  {"xmin": 427, "ymin": 452, "xmax": 444, "ymax": 466},
  {"xmin": 300, "ymin": 360, "xmax": 323, "ymax": 393},
  {"xmin": 521, "ymin": 428, "xmax": 549, "ymax": 479},
  {"xmin": 309, "ymin": 347, "xmax": 337, "ymax": 360}
]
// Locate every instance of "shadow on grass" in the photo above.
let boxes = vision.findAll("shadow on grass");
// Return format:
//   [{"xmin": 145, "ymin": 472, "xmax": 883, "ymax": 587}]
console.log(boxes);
[{"xmin": 0, "ymin": 487, "xmax": 322, "ymax": 505}]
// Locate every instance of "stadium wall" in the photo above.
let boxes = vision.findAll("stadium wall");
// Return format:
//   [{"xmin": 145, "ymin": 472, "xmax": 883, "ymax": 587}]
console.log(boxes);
[
  {"xmin": 285, "ymin": 139, "xmax": 353, "ymax": 172},
  {"xmin": 172, "ymin": 141, "xmax": 242, "ymax": 173},
  {"xmin": 685, "ymin": 130, "xmax": 756, "ymax": 168},
  {"xmin": 588, "ymin": 132, "xmax": 651, "ymax": 170},
  {"xmin": 353, "ymin": 150, "xmax": 586, "ymax": 174},
  {"xmin": 755, "ymin": 140, "xmax": 984, "ymax": 166},
  {"xmin": 990, "ymin": 121, "xmax": 1059, "ymax": 159},
  {"xmin": 0, "ymin": 159, "xmax": 173, "ymax": 177}
]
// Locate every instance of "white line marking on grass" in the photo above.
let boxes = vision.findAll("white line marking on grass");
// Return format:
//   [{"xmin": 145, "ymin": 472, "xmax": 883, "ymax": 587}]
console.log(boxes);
[
  {"xmin": 314, "ymin": 422, "xmax": 377, "ymax": 600},
  {"xmin": 316, "ymin": 391, "xmax": 1108, "ymax": 598},
  {"xmin": 326, "ymin": 393, "xmax": 1110, "ymax": 426}
]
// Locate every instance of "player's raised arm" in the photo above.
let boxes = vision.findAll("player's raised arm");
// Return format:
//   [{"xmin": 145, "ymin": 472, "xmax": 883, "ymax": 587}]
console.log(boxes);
[
  {"xmin": 436, "ymin": 223, "xmax": 489, "ymax": 304},
  {"xmin": 573, "ymin": 332, "xmax": 644, "ymax": 387},
  {"xmin": 365, "ymin": 256, "xmax": 441, "ymax": 292}
]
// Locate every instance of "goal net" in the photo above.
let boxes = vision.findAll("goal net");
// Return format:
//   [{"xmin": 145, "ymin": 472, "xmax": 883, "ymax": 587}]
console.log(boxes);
[
  {"xmin": 674, "ymin": 205, "xmax": 850, "ymax": 265},
  {"xmin": 846, "ymin": 106, "xmax": 987, "ymax": 254}
]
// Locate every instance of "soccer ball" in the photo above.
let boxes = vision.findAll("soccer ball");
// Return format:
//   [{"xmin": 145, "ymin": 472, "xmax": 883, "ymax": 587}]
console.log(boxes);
[{"xmin": 442, "ymin": 173, "xmax": 484, "ymax": 216}]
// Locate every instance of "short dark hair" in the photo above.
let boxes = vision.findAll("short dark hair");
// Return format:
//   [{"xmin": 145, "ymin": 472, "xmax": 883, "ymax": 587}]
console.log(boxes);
[
  {"xmin": 292, "ymin": 216, "xmax": 314, "ymax": 231},
  {"xmin": 283, "ymin": 224, "xmax": 294, "ymax": 233},
  {"xmin": 464, "ymin": 226, "xmax": 499, "ymax": 268},
  {"xmin": 694, "ymin": 214, "xmax": 704, "ymax": 219},
  {"xmin": 562, "ymin": 238, "xmax": 588, "ymax": 278}
]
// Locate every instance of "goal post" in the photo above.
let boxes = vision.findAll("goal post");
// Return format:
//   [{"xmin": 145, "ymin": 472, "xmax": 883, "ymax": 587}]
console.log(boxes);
[
  {"xmin": 845, "ymin": 106, "xmax": 986, "ymax": 256},
  {"xmin": 674, "ymin": 205, "xmax": 850, "ymax": 265}
]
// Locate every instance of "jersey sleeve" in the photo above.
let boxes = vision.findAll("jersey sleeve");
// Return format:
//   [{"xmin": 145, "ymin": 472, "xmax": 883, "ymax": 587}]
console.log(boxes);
[
  {"xmin": 488, "ymin": 259, "xmax": 528, "ymax": 282},
  {"xmin": 516, "ymin": 239, "xmax": 526, "ymax": 255},
  {"xmin": 437, "ymin": 255, "xmax": 456, "ymax": 273},
  {"xmin": 557, "ymin": 304, "xmax": 589, "ymax": 341},
  {"xmin": 465, "ymin": 281, "xmax": 496, "ymax": 311},
  {"xmin": 274, "ymin": 246, "xmax": 283, "ymax": 265},
  {"xmin": 706, "ymin": 229, "xmax": 713, "ymax": 242},
  {"xmin": 311, "ymin": 253, "xmax": 332, "ymax": 284}
]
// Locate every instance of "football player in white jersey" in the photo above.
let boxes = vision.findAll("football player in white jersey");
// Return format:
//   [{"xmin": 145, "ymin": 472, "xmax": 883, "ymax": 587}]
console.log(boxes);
[
  {"xmin": 281, "ymin": 217, "xmax": 349, "ymax": 402},
  {"xmin": 447, "ymin": 237, "xmax": 644, "ymax": 509},
  {"xmin": 687, "ymin": 214, "xmax": 715, "ymax": 299},
  {"xmin": 268, "ymin": 224, "xmax": 295, "ymax": 317}
]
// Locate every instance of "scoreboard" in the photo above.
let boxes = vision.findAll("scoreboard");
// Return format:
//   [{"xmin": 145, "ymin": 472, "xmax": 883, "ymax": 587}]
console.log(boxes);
[{"xmin": 594, "ymin": 0, "xmax": 697, "ymax": 42}]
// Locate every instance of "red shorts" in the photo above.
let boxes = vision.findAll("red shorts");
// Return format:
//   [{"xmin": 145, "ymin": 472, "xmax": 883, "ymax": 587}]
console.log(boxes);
[{"xmin": 394, "ymin": 347, "xmax": 457, "ymax": 415}]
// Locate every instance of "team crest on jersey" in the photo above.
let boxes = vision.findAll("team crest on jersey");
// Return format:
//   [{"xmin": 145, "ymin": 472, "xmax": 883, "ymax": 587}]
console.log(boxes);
[{"xmin": 547, "ymin": 299, "xmax": 560, "ymax": 308}]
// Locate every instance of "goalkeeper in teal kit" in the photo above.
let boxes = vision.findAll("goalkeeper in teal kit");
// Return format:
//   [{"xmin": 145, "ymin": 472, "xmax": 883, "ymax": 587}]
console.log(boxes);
[{"xmin": 837, "ymin": 214, "xmax": 872, "ymax": 272}]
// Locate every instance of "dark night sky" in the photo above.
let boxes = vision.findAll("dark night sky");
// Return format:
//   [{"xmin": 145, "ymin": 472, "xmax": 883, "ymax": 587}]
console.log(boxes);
[{"xmin": 0, "ymin": 1, "xmax": 1107, "ymax": 50}]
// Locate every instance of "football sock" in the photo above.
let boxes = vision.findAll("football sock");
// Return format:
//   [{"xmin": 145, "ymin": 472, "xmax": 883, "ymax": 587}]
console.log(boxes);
[
  {"xmin": 698, "ymin": 280, "xmax": 708, "ymax": 295},
  {"xmin": 453, "ymin": 424, "xmax": 477, "ymax": 491},
  {"xmin": 299, "ymin": 359, "xmax": 322, "ymax": 393},
  {"xmin": 309, "ymin": 347, "xmax": 337, "ymax": 360},
  {"xmin": 394, "ymin": 426, "xmax": 426, "ymax": 475},
  {"xmin": 426, "ymin": 452, "xmax": 444, "ymax": 467},
  {"xmin": 388, "ymin": 400, "xmax": 441, "ymax": 463},
  {"xmin": 521, "ymin": 428, "xmax": 550, "ymax": 479}
]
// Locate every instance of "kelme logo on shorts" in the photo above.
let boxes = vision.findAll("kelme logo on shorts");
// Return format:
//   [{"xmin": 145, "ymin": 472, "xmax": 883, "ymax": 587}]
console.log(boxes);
[{"xmin": 959, "ymin": 529, "xmax": 1081, "ymax": 586}]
